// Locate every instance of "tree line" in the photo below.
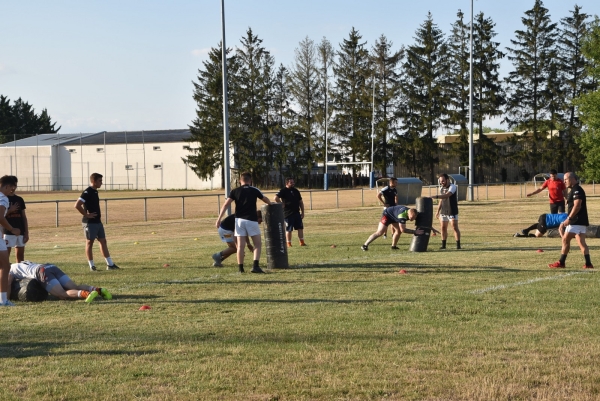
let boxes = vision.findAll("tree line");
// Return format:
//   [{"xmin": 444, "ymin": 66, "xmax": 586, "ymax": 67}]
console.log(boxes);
[
  {"xmin": 0, "ymin": 95, "xmax": 61, "ymax": 143},
  {"xmin": 186, "ymin": 0, "xmax": 599, "ymax": 186}
]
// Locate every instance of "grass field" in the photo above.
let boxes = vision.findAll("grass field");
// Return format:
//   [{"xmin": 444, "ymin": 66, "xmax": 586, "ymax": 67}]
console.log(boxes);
[{"xmin": 1, "ymin": 194, "xmax": 599, "ymax": 400}]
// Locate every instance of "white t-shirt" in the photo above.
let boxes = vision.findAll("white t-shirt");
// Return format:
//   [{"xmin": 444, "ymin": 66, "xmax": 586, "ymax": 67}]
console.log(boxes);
[{"xmin": 9, "ymin": 261, "xmax": 43, "ymax": 280}]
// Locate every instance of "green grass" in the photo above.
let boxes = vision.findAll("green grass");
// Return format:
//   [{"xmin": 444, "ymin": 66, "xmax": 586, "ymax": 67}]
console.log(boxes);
[{"xmin": 1, "ymin": 198, "xmax": 599, "ymax": 400}]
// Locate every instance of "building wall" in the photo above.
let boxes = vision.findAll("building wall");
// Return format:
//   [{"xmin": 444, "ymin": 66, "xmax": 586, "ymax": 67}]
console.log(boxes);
[{"xmin": 0, "ymin": 146, "xmax": 54, "ymax": 189}]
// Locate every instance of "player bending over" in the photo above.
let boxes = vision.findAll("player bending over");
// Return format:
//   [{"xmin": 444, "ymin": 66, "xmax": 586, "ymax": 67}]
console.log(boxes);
[
  {"xmin": 8, "ymin": 261, "xmax": 112, "ymax": 303},
  {"xmin": 362, "ymin": 206, "xmax": 431, "ymax": 251}
]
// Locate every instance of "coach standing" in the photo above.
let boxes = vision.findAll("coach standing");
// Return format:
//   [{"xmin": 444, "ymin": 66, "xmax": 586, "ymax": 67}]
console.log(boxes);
[
  {"xmin": 216, "ymin": 172, "xmax": 272, "ymax": 273},
  {"xmin": 527, "ymin": 169, "xmax": 567, "ymax": 214},
  {"xmin": 74, "ymin": 173, "xmax": 120, "ymax": 271},
  {"xmin": 275, "ymin": 177, "xmax": 306, "ymax": 247},
  {"xmin": 433, "ymin": 173, "xmax": 461, "ymax": 250},
  {"xmin": 548, "ymin": 172, "xmax": 594, "ymax": 269}
]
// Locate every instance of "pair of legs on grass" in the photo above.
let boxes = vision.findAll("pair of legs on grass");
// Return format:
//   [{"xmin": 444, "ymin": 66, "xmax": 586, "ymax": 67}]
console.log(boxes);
[{"xmin": 548, "ymin": 226, "xmax": 593, "ymax": 269}]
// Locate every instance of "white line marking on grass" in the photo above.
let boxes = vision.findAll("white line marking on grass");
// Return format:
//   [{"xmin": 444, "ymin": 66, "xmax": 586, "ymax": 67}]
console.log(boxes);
[{"xmin": 469, "ymin": 272, "xmax": 590, "ymax": 294}]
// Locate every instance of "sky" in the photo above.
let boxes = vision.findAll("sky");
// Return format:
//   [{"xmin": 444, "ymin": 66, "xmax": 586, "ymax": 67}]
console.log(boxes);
[{"xmin": 1, "ymin": 0, "xmax": 598, "ymax": 134}]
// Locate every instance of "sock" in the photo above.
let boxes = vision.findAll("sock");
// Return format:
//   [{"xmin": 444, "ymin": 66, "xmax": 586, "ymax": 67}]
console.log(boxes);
[
  {"xmin": 560, "ymin": 254, "xmax": 567, "ymax": 264},
  {"xmin": 238, "ymin": 264, "xmax": 244, "ymax": 272},
  {"xmin": 456, "ymin": 240, "xmax": 461, "ymax": 249},
  {"xmin": 0, "ymin": 292, "xmax": 7, "ymax": 303},
  {"xmin": 105, "ymin": 257, "xmax": 113, "ymax": 266},
  {"xmin": 253, "ymin": 260, "xmax": 259, "ymax": 268},
  {"xmin": 524, "ymin": 223, "xmax": 538, "ymax": 234},
  {"xmin": 585, "ymin": 254, "xmax": 592, "ymax": 266},
  {"xmin": 287, "ymin": 241, "xmax": 292, "ymax": 247},
  {"xmin": 441, "ymin": 240, "xmax": 446, "ymax": 248},
  {"xmin": 88, "ymin": 260, "xmax": 95, "ymax": 268},
  {"xmin": 78, "ymin": 290, "xmax": 91, "ymax": 299},
  {"xmin": 219, "ymin": 252, "xmax": 224, "ymax": 261}
]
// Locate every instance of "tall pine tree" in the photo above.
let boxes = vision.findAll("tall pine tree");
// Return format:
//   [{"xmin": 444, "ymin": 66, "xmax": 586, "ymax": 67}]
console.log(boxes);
[{"xmin": 316, "ymin": 37, "xmax": 335, "ymax": 173}]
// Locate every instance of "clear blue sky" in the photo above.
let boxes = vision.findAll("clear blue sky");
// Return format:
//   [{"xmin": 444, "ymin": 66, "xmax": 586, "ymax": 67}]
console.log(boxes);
[{"xmin": 1, "ymin": 0, "xmax": 597, "ymax": 133}]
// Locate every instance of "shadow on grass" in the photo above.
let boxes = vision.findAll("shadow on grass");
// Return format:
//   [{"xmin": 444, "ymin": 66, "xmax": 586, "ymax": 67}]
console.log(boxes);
[{"xmin": 0, "ymin": 342, "xmax": 158, "ymax": 359}]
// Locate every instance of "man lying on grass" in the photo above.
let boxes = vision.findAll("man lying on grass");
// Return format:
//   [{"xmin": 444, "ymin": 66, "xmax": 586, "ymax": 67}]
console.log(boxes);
[
  {"xmin": 8, "ymin": 261, "xmax": 112, "ymax": 303},
  {"xmin": 514, "ymin": 213, "xmax": 568, "ymax": 238}
]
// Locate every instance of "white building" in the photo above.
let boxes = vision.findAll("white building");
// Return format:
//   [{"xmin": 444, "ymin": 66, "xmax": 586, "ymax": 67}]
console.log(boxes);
[{"xmin": 0, "ymin": 129, "xmax": 222, "ymax": 191}]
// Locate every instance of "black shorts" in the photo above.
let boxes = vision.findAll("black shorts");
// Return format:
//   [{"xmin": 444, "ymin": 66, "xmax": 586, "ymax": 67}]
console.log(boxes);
[
  {"xmin": 537, "ymin": 214, "xmax": 548, "ymax": 234},
  {"xmin": 550, "ymin": 201, "xmax": 565, "ymax": 214},
  {"xmin": 284, "ymin": 213, "xmax": 303, "ymax": 232}
]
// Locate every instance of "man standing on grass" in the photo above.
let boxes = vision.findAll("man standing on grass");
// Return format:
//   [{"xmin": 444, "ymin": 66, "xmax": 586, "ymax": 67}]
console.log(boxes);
[
  {"xmin": 74, "ymin": 173, "xmax": 120, "ymax": 271},
  {"xmin": 216, "ymin": 172, "xmax": 272, "ymax": 273},
  {"xmin": 275, "ymin": 178, "xmax": 306, "ymax": 247},
  {"xmin": 433, "ymin": 173, "xmax": 461, "ymax": 250},
  {"xmin": 548, "ymin": 172, "xmax": 593, "ymax": 269},
  {"xmin": 377, "ymin": 177, "xmax": 398, "ymax": 240},
  {"xmin": 0, "ymin": 175, "xmax": 21, "ymax": 306},
  {"xmin": 527, "ymin": 169, "xmax": 567, "ymax": 214},
  {"xmin": 3, "ymin": 176, "xmax": 29, "ymax": 263}
]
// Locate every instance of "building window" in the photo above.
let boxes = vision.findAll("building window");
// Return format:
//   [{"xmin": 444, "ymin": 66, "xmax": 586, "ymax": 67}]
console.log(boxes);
[
  {"xmin": 68, "ymin": 149, "xmax": 77, "ymax": 153},
  {"xmin": 125, "ymin": 165, "xmax": 133, "ymax": 170},
  {"xmin": 97, "ymin": 148, "xmax": 104, "ymax": 152},
  {"xmin": 153, "ymin": 164, "xmax": 162, "ymax": 169},
  {"xmin": 153, "ymin": 146, "xmax": 161, "ymax": 151}
]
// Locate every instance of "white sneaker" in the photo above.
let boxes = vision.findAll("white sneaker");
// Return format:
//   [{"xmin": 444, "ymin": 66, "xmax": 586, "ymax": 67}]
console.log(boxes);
[{"xmin": 0, "ymin": 300, "xmax": 15, "ymax": 307}]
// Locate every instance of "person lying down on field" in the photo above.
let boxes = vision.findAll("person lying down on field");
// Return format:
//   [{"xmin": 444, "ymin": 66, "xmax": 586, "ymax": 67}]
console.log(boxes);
[
  {"xmin": 513, "ymin": 213, "xmax": 568, "ymax": 238},
  {"xmin": 8, "ymin": 261, "xmax": 112, "ymax": 303}
]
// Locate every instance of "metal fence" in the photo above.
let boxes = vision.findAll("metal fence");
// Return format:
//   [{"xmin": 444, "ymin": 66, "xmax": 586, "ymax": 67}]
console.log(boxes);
[{"xmin": 24, "ymin": 182, "xmax": 597, "ymax": 228}]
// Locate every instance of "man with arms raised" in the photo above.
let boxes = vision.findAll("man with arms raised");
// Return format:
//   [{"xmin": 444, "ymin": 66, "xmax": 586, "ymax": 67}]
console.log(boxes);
[
  {"xmin": 216, "ymin": 172, "xmax": 272, "ymax": 273},
  {"xmin": 548, "ymin": 172, "xmax": 593, "ymax": 269},
  {"xmin": 433, "ymin": 173, "xmax": 461, "ymax": 250},
  {"xmin": 527, "ymin": 169, "xmax": 567, "ymax": 214}
]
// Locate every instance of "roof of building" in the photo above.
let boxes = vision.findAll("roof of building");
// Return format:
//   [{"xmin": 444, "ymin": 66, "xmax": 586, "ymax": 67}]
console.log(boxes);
[
  {"xmin": 0, "ymin": 129, "xmax": 192, "ymax": 147},
  {"xmin": 437, "ymin": 130, "xmax": 560, "ymax": 144}
]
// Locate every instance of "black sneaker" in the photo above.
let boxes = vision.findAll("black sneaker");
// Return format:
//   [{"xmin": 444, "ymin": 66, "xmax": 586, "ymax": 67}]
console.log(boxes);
[
  {"xmin": 239, "ymin": 266, "xmax": 245, "ymax": 273},
  {"xmin": 439, "ymin": 246, "xmax": 446, "ymax": 250},
  {"xmin": 250, "ymin": 266, "xmax": 265, "ymax": 273},
  {"xmin": 89, "ymin": 265, "xmax": 97, "ymax": 272},
  {"xmin": 391, "ymin": 246, "xmax": 399, "ymax": 250},
  {"xmin": 106, "ymin": 264, "xmax": 120, "ymax": 270},
  {"xmin": 361, "ymin": 245, "xmax": 368, "ymax": 251}
]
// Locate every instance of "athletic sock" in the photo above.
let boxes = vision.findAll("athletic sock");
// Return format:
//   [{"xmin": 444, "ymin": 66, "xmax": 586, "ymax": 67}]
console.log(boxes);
[
  {"xmin": 560, "ymin": 254, "xmax": 567, "ymax": 264},
  {"xmin": 105, "ymin": 257, "xmax": 113, "ymax": 266},
  {"xmin": 253, "ymin": 260, "xmax": 259, "ymax": 268},
  {"xmin": 585, "ymin": 254, "xmax": 592, "ymax": 266},
  {"xmin": 88, "ymin": 260, "xmax": 95, "ymax": 268},
  {"xmin": 441, "ymin": 240, "xmax": 447, "ymax": 248},
  {"xmin": 0, "ymin": 292, "xmax": 7, "ymax": 303},
  {"xmin": 238, "ymin": 264, "xmax": 244, "ymax": 273},
  {"xmin": 456, "ymin": 240, "xmax": 461, "ymax": 249},
  {"xmin": 78, "ymin": 290, "xmax": 90, "ymax": 299}
]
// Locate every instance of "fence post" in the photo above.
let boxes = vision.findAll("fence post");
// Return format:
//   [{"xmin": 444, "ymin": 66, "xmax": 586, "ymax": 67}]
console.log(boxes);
[
  {"xmin": 361, "ymin": 188, "xmax": 364, "ymax": 207},
  {"xmin": 217, "ymin": 194, "xmax": 221, "ymax": 214},
  {"xmin": 486, "ymin": 184, "xmax": 488, "ymax": 200},
  {"xmin": 336, "ymin": 190, "xmax": 339, "ymax": 208},
  {"xmin": 104, "ymin": 199, "xmax": 108, "ymax": 224},
  {"xmin": 55, "ymin": 201, "xmax": 59, "ymax": 228},
  {"xmin": 182, "ymin": 196, "xmax": 185, "ymax": 219},
  {"xmin": 144, "ymin": 198, "xmax": 148, "ymax": 222},
  {"xmin": 309, "ymin": 191, "xmax": 313, "ymax": 210},
  {"xmin": 524, "ymin": 182, "xmax": 527, "ymax": 197},
  {"xmin": 503, "ymin": 183, "xmax": 506, "ymax": 199}
]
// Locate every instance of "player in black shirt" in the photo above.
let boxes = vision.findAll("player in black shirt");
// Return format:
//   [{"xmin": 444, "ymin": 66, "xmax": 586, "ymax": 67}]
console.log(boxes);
[
  {"xmin": 3, "ymin": 176, "xmax": 29, "ymax": 263},
  {"xmin": 548, "ymin": 172, "xmax": 594, "ymax": 269},
  {"xmin": 74, "ymin": 173, "xmax": 120, "ymax": 271},
  {"xmin": 377, "ymin": 178, "xmax": 398, "ymax": 240},
  {"xmin": 216, "ymin": 172, "xmax": 272, "ymax": 273},
  {"xmin": 275, "ymin": 178, "xmax": 306, "ymax": 247}
]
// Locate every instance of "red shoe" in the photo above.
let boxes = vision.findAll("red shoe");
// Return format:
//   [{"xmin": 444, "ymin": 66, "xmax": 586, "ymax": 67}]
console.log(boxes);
[
  {"xmin": 548, "ymin": 261, "xmax": 566, "ymax": 269},
  {"xmin": 583, "ymin": 264, "xmax": 594, "ymax": 269}
]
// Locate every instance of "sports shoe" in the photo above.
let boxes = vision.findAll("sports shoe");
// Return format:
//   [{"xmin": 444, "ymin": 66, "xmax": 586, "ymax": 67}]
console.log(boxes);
[
  {"xmin": 513, "ymin": 232, "xmax": 525, "ymax": 238},
  {"xmin": 85, "ymin": 290, "xmax": 99, "ymax": 303},
  {"xmin": 287, "ymin": 242, "xmax": 292, "ymax": 247},
  {"xmin": 89, "ymin": 265, "xmax": 97, "ymax": 272},
  {"xmin": 99, "ymin": 288, "xmax": 112, "ymax": 300},
  {"xmin": 0, "ymin": 300, "xmax": 15, "ymax": 307},
  {"xmin": 440, "ymin": 246, "xmax": 446, "ymax": 250},
  {"xmin": 299, "ymin": 242, "xmax": 307, "ymax": 246},
  {"xmin": 391, "ymin": 246, "xmax": 399, "ymax": 250},
  {"xmin": 361, "ymin": 245, "xmax": 368, "ymax": 251},
  {"xmin": 583, "ymin": 264, "xmax": 594, "ymax": 269},
  {"xmin": 212, "ymin": 253, "xmax": 223, "ymax": 267},
  {"xmin": 383, "ymin": 234, "xmax": 387, "ymax": 239},
  {"xmin": 251, "ymin": 266, "xmax": 265, "ymax": 273},
  {"xmin": 548, "ymin": 261, "xmax": 566, "ymax": 269},
  {"xmin": 106, "ymin": 264, "xmax": 120, "ymax": 270}
]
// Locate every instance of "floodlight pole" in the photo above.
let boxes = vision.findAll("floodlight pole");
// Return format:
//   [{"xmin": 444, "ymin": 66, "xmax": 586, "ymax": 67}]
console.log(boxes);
[
  {"xmin": 370, "ymin": 74, "xmax": 375, "ymax": 189},
  {"xmin": 468, "ymin": 0, "xmax": 475, "ymax": 201},
  {"xmin": 221, "ymin": 0, "xmax": 231, "ymax": 211}
]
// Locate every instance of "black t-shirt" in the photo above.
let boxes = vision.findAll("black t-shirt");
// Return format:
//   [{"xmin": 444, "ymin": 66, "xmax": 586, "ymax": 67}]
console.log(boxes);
[
  {"xmin": 228, "ymin": 185, "xmax": 263, "ymax": 221},
  {"xmin": 440, "ymin": 183, "xmax": 459, "ymax": 216},
  {"xmin": 275, "ymin": 187, "xmax": 302, "ymax": 218},
  {"xmin": 380, "ymin": 186, "xmax": 397, "ymax": 206},
  {"xmin": 79, "ymin": 186, "xmax": 102, "ymax": 224},
  {"xmin": 5, "ymin": 195, "xmax": 26, "ymax": 235},
  {"xmin": 567, "ymin": 184, "xmax": 589, "ymax": 226},
  {"xmin": 220, "ymin": 214, "xmax": 236, "ymax": 231}
]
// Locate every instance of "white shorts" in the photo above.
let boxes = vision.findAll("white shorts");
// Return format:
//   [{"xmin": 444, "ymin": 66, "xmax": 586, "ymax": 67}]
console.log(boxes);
[
  {"xmin": 3, "ymin": 235, "xmax": 25, "ymax": 248},
  {"xmin": 235, "ymin": 218, "xmax": 261, "ymax": 237},
  {"xmin": 440, "ymin": 214, "xmax": 459, "ymax": 222},
  {"xmin": 218, "ymin": 227, "xmax": 235, "ymax": 243},
  {"xmin": 565, "ymin": 225, "xmax": 587, "ymax": 235}
]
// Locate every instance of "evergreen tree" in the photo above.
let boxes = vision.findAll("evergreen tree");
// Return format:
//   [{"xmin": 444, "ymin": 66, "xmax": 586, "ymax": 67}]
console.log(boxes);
[
  {"xmin": 399, "ymin": 13, "xmax": 448, "ymax": 184},
  {"xmin": 270, "ymin": 64, "xmax": 297, "ymax": 185},
  {"xmin": 0, "ymin": 95, "xmax": 60, "ymax": 143},
  {"xmin": 316, "ymin": 37, "xmax": 335, "ymax": 173},
  {"xmin": 288, "ymin": 36, "xmax": 320, "ymax": 186},
  {"xmin": 504, "ymin": 0, "xmax": 559, "ymax": 175},
  {"xmin": 559, "ymin": 5, "xmax": 595, "ymax": 172},
  {"xmin": 370, "ymin": 34, "xmax": 403, "ymax": 177},
  {"xmin": 331, "ymin": 28, "xmax": 372, "ymax": 182}
]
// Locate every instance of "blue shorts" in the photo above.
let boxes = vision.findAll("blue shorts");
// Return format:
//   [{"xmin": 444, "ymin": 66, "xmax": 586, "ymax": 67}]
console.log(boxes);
[{"xmin": 284, "ymin": 213, "xmax": 303, "ymax": 232}]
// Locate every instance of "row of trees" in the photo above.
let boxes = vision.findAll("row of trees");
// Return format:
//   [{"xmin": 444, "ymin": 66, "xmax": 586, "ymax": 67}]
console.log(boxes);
[
  {"xmin": 0, "ymin": 95, "xmax": 61, "ymax": 144},
  {"xmin": 186, "ymin": 0, "xmax": 599, "ymax": 186}
]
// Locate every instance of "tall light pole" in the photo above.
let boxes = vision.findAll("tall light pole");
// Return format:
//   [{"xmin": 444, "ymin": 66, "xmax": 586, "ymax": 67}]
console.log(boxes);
[
  {"xmin": 370, "ymin": 73, "xmax": 376, "ymax": 189},
  {"xmin": 468, "ymin": 0, "xmax": 475, "ymax": 201},
  {"xmin": 221, "ymin": 0, "xmax": 231, "ymax": 208}
]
